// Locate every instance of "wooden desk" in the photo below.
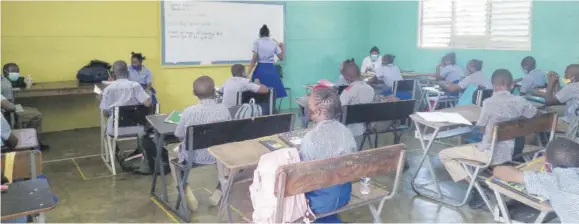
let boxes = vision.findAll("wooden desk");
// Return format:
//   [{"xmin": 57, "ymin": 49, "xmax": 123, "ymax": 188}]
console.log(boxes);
[
  {"xmin": 13, "ymin": 80, "xmax": 103, "ymax": 98},
  {"xmin": 486, "ymin": 157, "xmax": 553, "ymax": 223},
  {"xmin": 209, "ymin": 135, "xmax": 288, "ymax": 222},
  {"xmin": 1, "ymin": 179, "xmax": 56, "ymax": 222}
]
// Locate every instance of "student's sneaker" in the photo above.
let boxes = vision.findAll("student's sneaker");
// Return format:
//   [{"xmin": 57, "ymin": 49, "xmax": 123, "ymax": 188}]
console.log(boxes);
[
  {"xmin": 209, "ymin": 189, "xmax": 222, "ymax": 206},
  {"xmin": 185, "ymin": 186, "xmax": 199, "ymax": 212},
  {"xmin": 468, "ymin": 188, "xmax": 492, "ymax": 210}
]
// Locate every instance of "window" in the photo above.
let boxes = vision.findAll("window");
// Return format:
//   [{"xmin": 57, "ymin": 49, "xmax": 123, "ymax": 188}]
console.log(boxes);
[{"xmin": 418, "ymin": 0, "xmax": 532, "ymax": 50}]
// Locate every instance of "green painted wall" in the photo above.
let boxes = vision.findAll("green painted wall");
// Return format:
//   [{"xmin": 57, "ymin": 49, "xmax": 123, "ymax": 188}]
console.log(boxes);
[
  {"xmin": 283, "ymin": 1, "xmax": 371, "ymax": 101},
  {"xmin": 367, "ymin": 1, "xmax": 579, "ymax": 78}
]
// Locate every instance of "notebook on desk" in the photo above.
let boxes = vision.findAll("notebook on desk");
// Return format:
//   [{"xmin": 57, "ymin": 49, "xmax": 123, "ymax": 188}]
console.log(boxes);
[
  {"xmin": 164, "ymin": 111, "xmax": 182, "ymax": 124},
  {"xmin": 491, "ymin": 178, "xmax": 547, "ymax": 203},
  {"xmin": 491, "ymin": 157, "xmax": 548, "ymax": 203}
]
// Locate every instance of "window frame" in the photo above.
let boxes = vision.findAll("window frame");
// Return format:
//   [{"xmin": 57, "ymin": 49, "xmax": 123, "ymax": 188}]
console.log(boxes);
[{"xmin": 417, "ymin": 0, "xmax": 533, "ymax": 51}]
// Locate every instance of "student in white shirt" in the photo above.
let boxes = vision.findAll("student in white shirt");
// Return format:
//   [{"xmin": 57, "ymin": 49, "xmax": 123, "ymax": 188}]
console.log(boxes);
[
  {"xmin": 440, "ymin": 59, "xmax": 492, "ymax": 93},
  {"xmin": 220, "ymin": 64, "xmax": 268, "ymax": 107},
  {"xmin": 431, "ymin": 52, "xmax": 464, "ymax": 82},
  {"xmin": 360, "ymin": 46, "xmax": 382, "ymax": 75},
  {"xmin": 375, "ymin": 54, "xmax": 403, "ymax": 93}
]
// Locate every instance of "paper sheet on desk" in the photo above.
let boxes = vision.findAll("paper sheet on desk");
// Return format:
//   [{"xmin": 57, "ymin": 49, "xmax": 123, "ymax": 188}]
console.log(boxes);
[
  {"xmin": 13, "ymin": 129, "xmax": 38, "ymax": 149},
  {"xmin": 93, "ymin": 85, "xmax": 102, "ymax": 95},
  {"xmin": 416, "ymin": 112, "xmax": 472, "ymax": 125},
  {"xmin": 14, "ymin": 104, "xmax": 24, "ymax": 113}
]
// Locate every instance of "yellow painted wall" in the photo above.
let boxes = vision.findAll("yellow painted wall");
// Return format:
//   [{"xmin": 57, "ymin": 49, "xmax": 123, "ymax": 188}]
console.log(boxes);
[{"xmin": 1, "ymin": 1, "xmax": 231, "ymax": 132}]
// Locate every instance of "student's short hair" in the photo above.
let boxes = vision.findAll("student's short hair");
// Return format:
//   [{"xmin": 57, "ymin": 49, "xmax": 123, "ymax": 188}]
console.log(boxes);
[
  {"xmin": 231, "ymin": 64, "xmax": 245, "ymax": 77},
  {"xmin": 259, "ymin": 24, "xmax": 270, "ymax": 37},
  {"xmin": 370, "ymin": 46, "xmax": 380, "ymax": 54},
  {"xmin": 112, "ymin": 60, "xmax": 129, "ymax": 78},
  {"xmin": 546, "ymin": 137, "xmax": 579, "ymax": 168},
  {"xmin": 131, "ymin": 52, "xmax": 146, "ymax": 62},
  {"xmin": 491, "ymin": 69, "xmax": 513, "ymax": 86},
  {"xmin": 468, "ymin": 59, "xmax": 483, "ymax": 71},
  {"xmin": 2, "ymin": 63, "xmax": 18, "ymax": 76},
  {"xmin": 193, "ymin": 76, "xmax": 215, "ymax": 99},
  {"xmin": 311, "ymin": 87, "xmax": 342, "ymax": 120},
  {"xmin": 383, "ymin": 54, "xmax": 395, "ymax": 64},
  {"xmin": 521, "ymin": 56, "xmax": 536, "ymax": 70},
  {"xmin": 444, "ymin": 52, "xmax": 456, "ymax": 65}
]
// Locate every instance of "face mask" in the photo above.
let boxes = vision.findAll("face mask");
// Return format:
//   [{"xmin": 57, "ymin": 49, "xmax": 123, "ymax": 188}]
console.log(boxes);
[
  {"xmin": 370, "ymin": 54, "xmax": 378, "ymax": 61},
  {"xmin": 562, "ymin": 77, "xmax": 572, "ymax": 84},
  {"xmin": 132, "ymin": 65, "xmax": 141, "ymax": 70},
  {"xmin": 7, "ymin": 72, "xmax": 20, "ymax": 81},
  {"xmin": 522, "ymin": 68, "xmax": 529, "ymax": 75}
]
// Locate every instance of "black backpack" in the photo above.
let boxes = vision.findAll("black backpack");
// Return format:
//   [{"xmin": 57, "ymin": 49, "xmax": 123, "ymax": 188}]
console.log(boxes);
[{"xmin": 76, "ymin": 60, "xmax": 111, "ymax": 83}]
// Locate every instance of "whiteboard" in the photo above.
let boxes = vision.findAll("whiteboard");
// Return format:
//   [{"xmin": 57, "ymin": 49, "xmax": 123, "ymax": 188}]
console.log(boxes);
[{"xmin": 161, "ymin": 1, "xmax": 285, "ymax": 65}]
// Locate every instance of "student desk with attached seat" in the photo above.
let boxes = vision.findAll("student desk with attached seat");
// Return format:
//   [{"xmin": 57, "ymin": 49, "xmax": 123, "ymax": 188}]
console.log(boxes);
[
  {"xmin": 13, "ymin": 80, "xmax": 104, "ymax": 98},
  {"xmin": 208, "ymin": 135, "xmax": 286, "ymax": 222},
  {"xmin": 147, "ymin": 108, "xmax": 268, "ymax": 219},
  {"xmin": 486, "ymin": 157, "xmax": 554, "ymax": 223},
  {"xmin": 147, "ymin": 114, "xmax": 179, "ymax": 210},
  {"xmin": 1, "ymin": 179, "xmax": 56, "ymax": 223},
  {"xmin": 409, "ymin": 104, "xmax": 482, "ymax": 204}
]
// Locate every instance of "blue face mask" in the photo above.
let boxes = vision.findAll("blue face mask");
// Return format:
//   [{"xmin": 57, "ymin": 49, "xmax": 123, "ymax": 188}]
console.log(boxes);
[
  {"xmin": 7, "ymin": 72, "xmax": 20, "ymax": 81},
  {"xmin": 370, "ymin": 54, "xmax": 378, "ymax": 61},
  {"xmin": 132, "ymin": 65, "xmax": 141, "ymax": 70}
]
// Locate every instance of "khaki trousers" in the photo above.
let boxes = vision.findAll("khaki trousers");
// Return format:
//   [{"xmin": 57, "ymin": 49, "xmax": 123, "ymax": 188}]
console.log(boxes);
[
  {"xmin": 16, "ymin": 106, "xmax": 42, "ymax": 132},
  {"xmin": 439, "ymin": 144, "xmax": 490, "ymax": 182}
]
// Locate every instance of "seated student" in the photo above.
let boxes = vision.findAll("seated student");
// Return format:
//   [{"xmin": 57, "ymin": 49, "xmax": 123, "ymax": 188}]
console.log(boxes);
[
  {"xmin": 335, "ymin": 59, "xmax": 352, "ymax": 86},
  {"xmin": 360, "ymin": 46, "xmax": 382, "ymax": 75},
  {"xmin": 300, "ymin": 87, "xmax": 357, "ymax": 223},
  {"xmin": 220, "ymin": 64, "xmax": 268, "ymax": 107},
  {"xmin": 541, "ymin": 64, "xmax": 579, "ymax": 133},
  {"xmin": 1, "ymin": 63, "xmax": 48, "ymax": 150},
  {"xmin": 439, "ymin": 69, "xmax": 538, "ymax": 208},
  {"xmin": 128, "ymin": 52, "xmax": 158, "ymax": 105},
  {"xmin": 100, "ymin": 61, "xmax": 152, "ymax": 136},
  {"xmin": 1, "ymin": 114, "xmax": 19, "ymax": 150},
  {"xmin": 339, "ymin": 60, "xmax": 375, "ymax": 146},
  {"xmin": 297, "ymin": 59, "xmax": 353, "ymax": 128},
  {"xmin": 516, "ymin": 56, "xmax": 547, "ymax": 95},
  {"xmin": 1, "ymin": 94, "xmax": 16, "ymax": 114},
  {"xmin": 374, "ymin": 54, "xmax": 402, "ymax": 95},
  {"xmin": 431, "ymin": 52, "xmax": 464, "ymax": 82},
  {"xmin": 439, "ymin": 59, "xmax": 491, "ymax": 93},
  {"xmin": 493, "ymin": 137, "xmax": 579, "ymax": 223},
  {"xmin": 169, "ymin": 76, "xmax": 231, "ymax": 212}
]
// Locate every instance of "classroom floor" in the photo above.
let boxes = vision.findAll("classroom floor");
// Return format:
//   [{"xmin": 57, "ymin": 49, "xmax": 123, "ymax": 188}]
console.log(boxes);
[{"xmin": 38, "ymin": 111, "xmax": 550, "ymax": 223}]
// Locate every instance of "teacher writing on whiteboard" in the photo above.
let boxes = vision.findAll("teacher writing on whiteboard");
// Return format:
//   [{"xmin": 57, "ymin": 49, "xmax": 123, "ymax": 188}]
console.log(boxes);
[{"xmin": 248, "ymin": 25, "xmax": 287, "ymax": 103}]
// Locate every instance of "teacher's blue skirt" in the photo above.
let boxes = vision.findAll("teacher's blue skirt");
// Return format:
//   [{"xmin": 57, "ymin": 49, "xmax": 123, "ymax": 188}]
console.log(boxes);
[
  {"xmin": 140, "ymin": 84, "xmax": 158, "ymax": 105},
  {"xmin": 251, "ymin": 63, "xmax": 287, "ymax": 98}
]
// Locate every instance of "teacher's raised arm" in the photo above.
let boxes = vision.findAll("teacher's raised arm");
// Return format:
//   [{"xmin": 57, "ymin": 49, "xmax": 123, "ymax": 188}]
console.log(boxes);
[{"xmin": 247, "ymin": 24, "xmax": 288, "ymax": 103}]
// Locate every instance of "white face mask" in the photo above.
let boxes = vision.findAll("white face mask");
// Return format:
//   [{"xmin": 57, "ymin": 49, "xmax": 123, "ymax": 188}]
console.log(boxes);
[
  {"xmin": 7, "ymin": 72, "xmax": 20, "ymax": 81},
  {"xmin": 370, "ymin": 54, "xmax": 378, "ymax": 61}
]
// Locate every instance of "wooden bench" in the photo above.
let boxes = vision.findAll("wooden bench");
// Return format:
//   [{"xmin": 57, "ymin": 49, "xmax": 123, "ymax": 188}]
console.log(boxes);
[{"xmin": 229, "ymin": 144, "xmax": 406, "ymax": 223}]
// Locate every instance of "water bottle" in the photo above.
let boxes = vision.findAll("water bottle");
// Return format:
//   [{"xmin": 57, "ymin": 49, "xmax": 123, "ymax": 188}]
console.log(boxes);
[
  {"xmin": 25, "ymin": 75, "xmax": 33, "ymax": 89},
  {"xmin": 360, "ymin": 177, "xmax": 371, "ymax": 195}
]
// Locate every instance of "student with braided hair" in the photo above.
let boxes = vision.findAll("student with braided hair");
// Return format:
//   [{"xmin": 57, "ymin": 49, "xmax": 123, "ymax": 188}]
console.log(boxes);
[{"xmin": 128, "ymin": 52, "xmax": 158, "ymax": 105}]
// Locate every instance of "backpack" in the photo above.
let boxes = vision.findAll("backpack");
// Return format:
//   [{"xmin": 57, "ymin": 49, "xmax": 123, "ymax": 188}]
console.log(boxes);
[
  {"xmin": 234, "ymin": 99, "xmax": 263, "ymax": 120},
  {"xmin": 77, "ymin": 60, "xmax": 111, "ymax": 83},
  {"xmin": 249, "ymin": 148, "xmax": 314, "ymax": 223}
]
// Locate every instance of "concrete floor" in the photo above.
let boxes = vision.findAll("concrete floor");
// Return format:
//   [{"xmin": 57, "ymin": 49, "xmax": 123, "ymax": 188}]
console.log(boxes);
[{"xmin": 38, "ymin": 112, "xmax": 537, "ymax": 223}]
